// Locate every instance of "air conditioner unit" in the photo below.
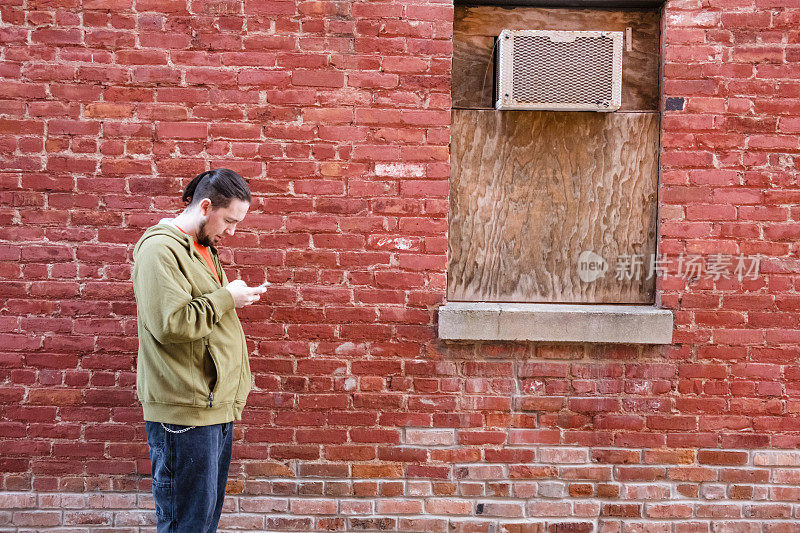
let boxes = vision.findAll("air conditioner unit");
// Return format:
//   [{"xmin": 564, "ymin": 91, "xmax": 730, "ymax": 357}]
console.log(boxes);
[{"xmin": 496, "ymin": 29, "xmax": 623, "ymax": 112}]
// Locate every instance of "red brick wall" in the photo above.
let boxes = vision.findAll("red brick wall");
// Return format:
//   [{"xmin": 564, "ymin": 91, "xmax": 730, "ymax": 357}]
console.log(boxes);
[{"xmin": 2, "ymin": 0, "xmax": 800, "ymax": 531}]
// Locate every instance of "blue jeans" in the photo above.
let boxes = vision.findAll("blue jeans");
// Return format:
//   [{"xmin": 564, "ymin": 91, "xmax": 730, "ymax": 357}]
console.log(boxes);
[{"xmin": 146, "ymin": 421, "xmax": 233, "ymax": 533}]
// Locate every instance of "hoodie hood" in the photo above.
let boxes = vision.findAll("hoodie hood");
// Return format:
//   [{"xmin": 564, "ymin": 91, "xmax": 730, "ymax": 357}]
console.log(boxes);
[{"xmin": 133, "ymin": 219, "xmax": 196, "ymax": 261}]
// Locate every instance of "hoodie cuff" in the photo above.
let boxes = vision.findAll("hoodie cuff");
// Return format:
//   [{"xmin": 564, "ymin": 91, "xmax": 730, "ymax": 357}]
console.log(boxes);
[{"xmin": 207, "ymin": 286, "xmax": 236, "ymax": 318}]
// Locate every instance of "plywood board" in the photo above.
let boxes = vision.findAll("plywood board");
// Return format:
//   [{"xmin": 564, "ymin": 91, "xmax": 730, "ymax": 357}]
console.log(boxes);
[
  {"xmin": 453, "ymin": 35, "xmax": 496, "ymax": 113},
  {"xmin": 448, "ymin": 109, "xmax": 659, "ymax": 303},
  {"xmin": 452, "ymin": 6, "xmax": 660, "ymax": 111}
]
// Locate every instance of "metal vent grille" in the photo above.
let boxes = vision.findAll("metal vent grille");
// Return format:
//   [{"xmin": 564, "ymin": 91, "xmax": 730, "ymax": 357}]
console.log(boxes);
[{"xmin": 496, "ymin": 30, "xmax": 623, "ymax": 112}]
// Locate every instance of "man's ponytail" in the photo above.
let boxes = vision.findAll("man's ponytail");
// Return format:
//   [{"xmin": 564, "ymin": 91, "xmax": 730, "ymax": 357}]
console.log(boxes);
[
  {"xmin": 182, "ymin": 169, "xmax": 250, "ymax": 208},
  {"xmin": 182, "ymin": 171, "xmax": 213, "ymax": 205}
]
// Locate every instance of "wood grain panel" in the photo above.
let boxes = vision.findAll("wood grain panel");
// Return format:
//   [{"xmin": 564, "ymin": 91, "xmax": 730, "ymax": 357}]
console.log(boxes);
[
  {"xmin": 448, "ymin": 109, "xmax": 659, "ymax": 303},
  {"xmin": 452, "ymin": 6, "xmax": 660, "ymax": 110},
  {"xmin": 453, "ymin": 35, "xmax": 496, "ymax": 111}
]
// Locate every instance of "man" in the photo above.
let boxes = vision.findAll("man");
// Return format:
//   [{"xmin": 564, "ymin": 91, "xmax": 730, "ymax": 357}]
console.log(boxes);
[{"xmin": 131, "ymin": 168, "xmax": 266, "ymax": 532}]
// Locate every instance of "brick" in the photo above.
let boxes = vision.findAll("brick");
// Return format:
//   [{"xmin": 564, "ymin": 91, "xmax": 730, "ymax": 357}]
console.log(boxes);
[
  {"xmin": 12, "ymin": 511, "xmax": 62, "ymax": 526},
  {"xmin": 647, "ymin": 504, "xmax": 692, "ymax": 519},
  {"xmin": 754, "ymin": 451, "xmax": 800, "ymax": 466},
  {"xmin": 156, "ymin": 122, "xmax": 208, "ymax": 139},
  {"xmin": 0, "ymin": 493, "xmax": 37, "ymax": 509},
  {"xmin": 292, "ymin": 69, "xmax": 344, "ymax": 87},
  {"xmin": 698, "ymin": 450, "xmax": 748, "ymax": 466},
  {"xmin": 405, "ymin": 429, "xmax": 455, "ymax": 446},
  {"xmin": 424, "ymin": 498, "xmax": 471, "ymax": 515},
  {"xmin": 602, "ymin": 504, "xmax": 641, "ymax": 518},
  {"xmin": 290, "ymin": 499, "xmax": 336, "ymax": 515},
  {"xmin": 539, "ymin": 448, "xmax": 589, "ymax": 464},
  {"xmin": 644, "ymin": 449, "xmax": 695, "ymax": 464},
  {"xmin": 695, "ymin": 504, "xmax": 742, "ymax": 519}
]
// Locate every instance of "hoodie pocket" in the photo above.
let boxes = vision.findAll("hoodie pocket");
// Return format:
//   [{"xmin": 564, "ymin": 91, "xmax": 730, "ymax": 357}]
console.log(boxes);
[
  {"xmin": 204, "ymin": 342, "xmax": 221, "ymax": 408},
  {"xmin": 235, "ymin": 331, "xmax": 252, "ymax": 405}
]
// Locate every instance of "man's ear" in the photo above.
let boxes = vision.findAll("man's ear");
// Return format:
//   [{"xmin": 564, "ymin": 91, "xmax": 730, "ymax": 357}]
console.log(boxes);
[{"xmin": 199, "ymin": 198, "xmax": 213, "ymax": 216}]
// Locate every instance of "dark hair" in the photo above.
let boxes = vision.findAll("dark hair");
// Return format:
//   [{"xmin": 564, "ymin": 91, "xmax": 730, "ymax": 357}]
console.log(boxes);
[{"xmin": 182, "ymin": 168, "xmax": 251, "ymax": 208}]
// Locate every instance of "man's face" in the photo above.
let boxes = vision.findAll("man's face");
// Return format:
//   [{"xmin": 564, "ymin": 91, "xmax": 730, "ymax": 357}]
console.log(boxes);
[{"xmin": 196, "ymin": 198, "xmax": 250, "ymax": 247}]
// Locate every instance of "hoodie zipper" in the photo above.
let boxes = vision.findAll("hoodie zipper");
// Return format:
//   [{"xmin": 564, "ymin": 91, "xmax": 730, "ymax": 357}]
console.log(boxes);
[{"xmin": 205, "ymin": 253, "xmax": 222, "ymax": 409}]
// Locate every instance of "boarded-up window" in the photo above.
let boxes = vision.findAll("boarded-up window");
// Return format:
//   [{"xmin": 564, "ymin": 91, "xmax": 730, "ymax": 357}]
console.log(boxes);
[{"xmin": 449, "ymin": 6, "xmax": 662, "ymax": 304}]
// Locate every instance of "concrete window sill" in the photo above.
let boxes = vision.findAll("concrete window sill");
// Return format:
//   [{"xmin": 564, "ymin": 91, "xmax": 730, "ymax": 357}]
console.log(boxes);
[{"xmin": 438, "ymin": 302, "xmax": 673, "ymax": 344}]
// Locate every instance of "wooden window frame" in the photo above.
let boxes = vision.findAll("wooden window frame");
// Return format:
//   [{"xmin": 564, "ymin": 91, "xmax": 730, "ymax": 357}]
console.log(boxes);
[{"xmin": 439, "ymin": 1, "xmax": 673, "ymax": 344}]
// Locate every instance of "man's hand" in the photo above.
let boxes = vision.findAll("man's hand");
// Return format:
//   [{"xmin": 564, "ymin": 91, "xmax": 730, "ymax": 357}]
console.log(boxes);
[{"xmin": 225, "ymin": 279, "xmax": 267, "ymax": 308}]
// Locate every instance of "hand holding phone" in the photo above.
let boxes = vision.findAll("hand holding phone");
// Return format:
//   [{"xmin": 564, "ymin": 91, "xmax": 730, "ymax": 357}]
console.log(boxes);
[{"xmin": 227, "ymin": 279, "xmax": 266, "ymax": 308}]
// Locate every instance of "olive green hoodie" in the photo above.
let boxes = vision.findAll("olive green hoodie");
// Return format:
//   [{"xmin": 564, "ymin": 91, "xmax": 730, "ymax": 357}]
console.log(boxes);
[{"xmin": 132, "ymin": 220, "xmax": 251, "ymax": 426}]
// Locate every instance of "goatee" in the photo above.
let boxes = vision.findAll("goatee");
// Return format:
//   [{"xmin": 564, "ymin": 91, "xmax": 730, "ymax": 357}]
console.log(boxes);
[{"xmin": 197, "ymin": 221, "xmax": 213, "ymax": 247}]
